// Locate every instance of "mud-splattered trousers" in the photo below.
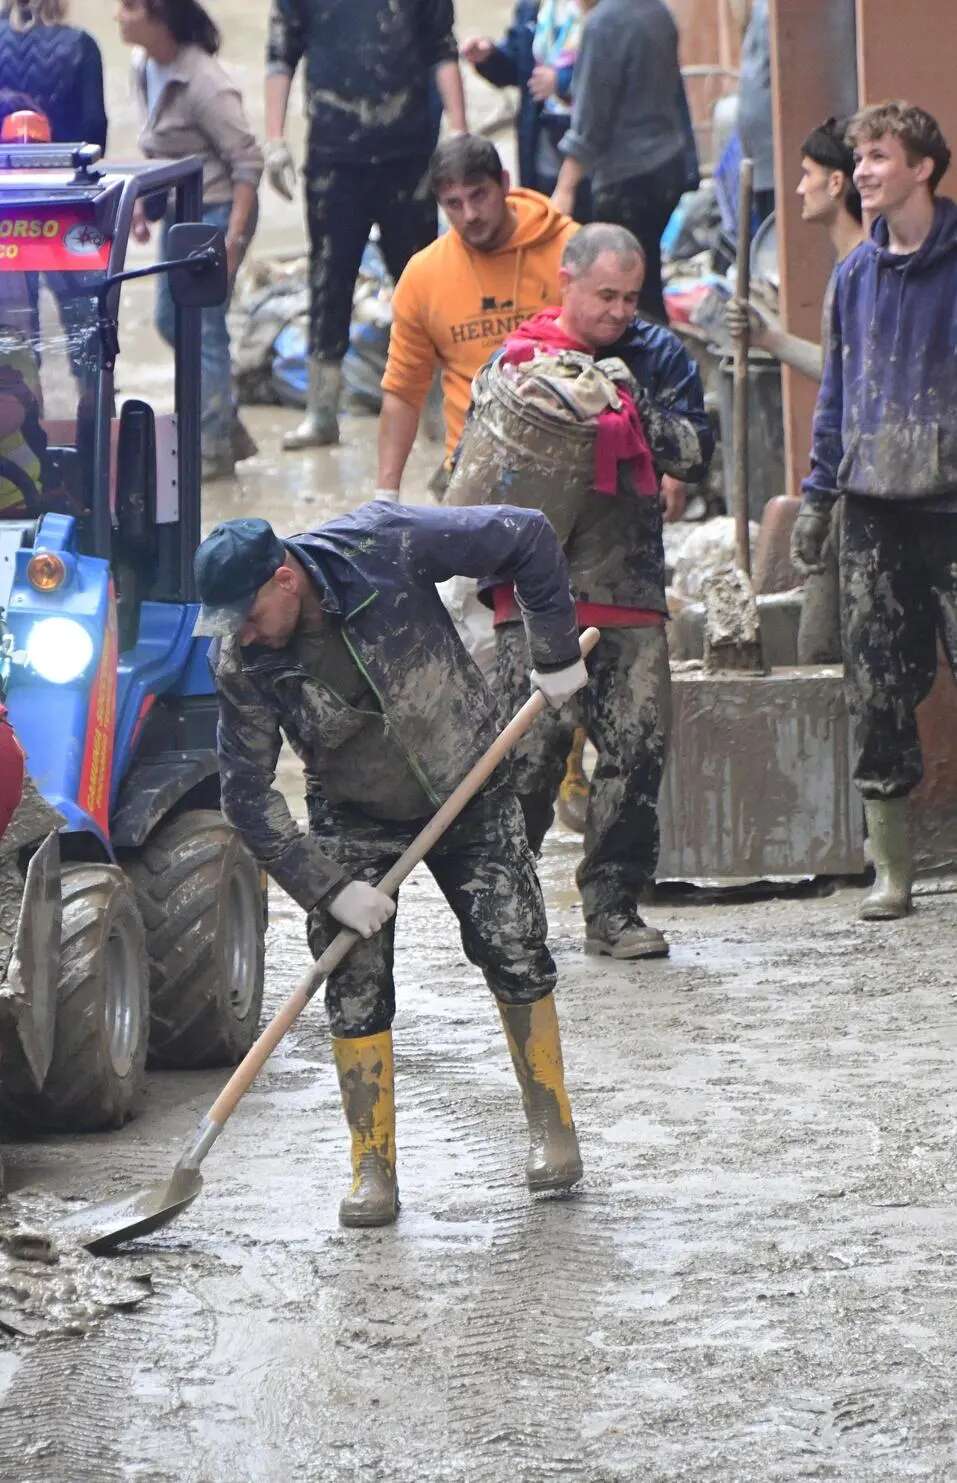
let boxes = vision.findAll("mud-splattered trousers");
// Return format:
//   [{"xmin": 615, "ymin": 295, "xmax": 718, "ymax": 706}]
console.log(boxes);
[
  {"xmin": 305, "ymin": 781, "xmax": 555, "ymax": 1037},
  {"xmin": 495, "ymin": 623, "xmax": 672, "ymax": 921},
  {"xmin": 304, "ymin": 154, "xmax": 436, "ymax": 364},
  {"xmin": 840, "ymin": 495, "xmax": 957, "ymax": 799}
]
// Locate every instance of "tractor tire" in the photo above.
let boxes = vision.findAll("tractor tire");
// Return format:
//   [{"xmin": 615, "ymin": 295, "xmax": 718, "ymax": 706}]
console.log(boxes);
[
  {"xmin": 0, "ymin": 865, "xmax": 149, "ymax": 1133},
  {"xmin": 129, "ymin": 810, "xmax": 265, "ymax": 1069}
]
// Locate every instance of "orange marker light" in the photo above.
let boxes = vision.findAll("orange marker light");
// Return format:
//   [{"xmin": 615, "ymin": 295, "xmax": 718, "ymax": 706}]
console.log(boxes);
[
  {"xmin": 1, "ymin": 111, "xmax": 52, "ymax": 144},
  {"xmin": 27, "ymin": 551, "xmax": 66, "ymax": 591}
]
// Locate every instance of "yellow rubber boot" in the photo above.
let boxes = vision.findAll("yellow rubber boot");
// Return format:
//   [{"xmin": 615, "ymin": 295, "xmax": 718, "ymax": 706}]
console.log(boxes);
[
  {"xmin": 331, "ymin": 1030, "xmax": 399, "ymax": 1228},
  {"xmin": 556, "ymin": 727, "xmax": 589, "ymax": 834},
  {"xmin": 498, "ymin": 994, "xmax": 583, "ymax": 1193}
]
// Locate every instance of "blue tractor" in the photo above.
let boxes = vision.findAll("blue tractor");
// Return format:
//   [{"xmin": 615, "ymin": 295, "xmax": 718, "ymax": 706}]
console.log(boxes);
[{"xmin": 0, "ymin": 144, "xmax": 264, "ymax": 1134}]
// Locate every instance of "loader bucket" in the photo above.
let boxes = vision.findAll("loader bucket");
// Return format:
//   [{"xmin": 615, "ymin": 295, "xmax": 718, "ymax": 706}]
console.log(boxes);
[{"xmin": 0, "ymin": 832, "xmax": 62, "ymax": 1089}]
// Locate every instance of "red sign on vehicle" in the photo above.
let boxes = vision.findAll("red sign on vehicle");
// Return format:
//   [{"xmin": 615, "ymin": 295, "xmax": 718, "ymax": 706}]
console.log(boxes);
[{"xmin": 0, "ymin": 206, "xmax": 110, "ymax": 271}]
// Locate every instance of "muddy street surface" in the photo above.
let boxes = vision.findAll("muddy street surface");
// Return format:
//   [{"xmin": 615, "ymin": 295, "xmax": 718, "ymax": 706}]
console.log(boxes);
[
  {"xmin": 2, "ymin": 854, "xmax": 956, "ymax": 1482},
  {"xmin": 1, "ymin": 8, "xmax": 956, "ymax": 1480}
]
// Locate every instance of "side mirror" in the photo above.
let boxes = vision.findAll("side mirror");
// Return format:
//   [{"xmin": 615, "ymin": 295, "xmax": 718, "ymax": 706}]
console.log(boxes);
[{"xmin": 166, "ymin": 222, "xmax": 228, "ymax": 309}]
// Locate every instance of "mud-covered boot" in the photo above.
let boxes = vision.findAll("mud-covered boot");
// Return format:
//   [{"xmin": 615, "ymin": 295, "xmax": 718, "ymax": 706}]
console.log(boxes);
[
  {"xmin": 556, "ymin": 727, "xmax": 589, "ymax": 834},
  {"xmin": 331, "ymin": 1030, "xmax": 399, "ymax": 1227},
  {"xmin": 283, "ymin": 358, "xmax": 342, "ymax": 450},
  {"xmin": 498, "ymin": 995, "xmax": 583, "ymax": 1193},
  {"xmin": 860, "ymin": 798, "xmax": 913, "ymax": 921}
]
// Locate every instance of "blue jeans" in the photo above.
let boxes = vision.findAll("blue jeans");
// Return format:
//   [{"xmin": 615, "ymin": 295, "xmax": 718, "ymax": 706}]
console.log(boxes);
[{"xmin": 156, "ymin": 201, "xmax": 237, "ymax": 459}]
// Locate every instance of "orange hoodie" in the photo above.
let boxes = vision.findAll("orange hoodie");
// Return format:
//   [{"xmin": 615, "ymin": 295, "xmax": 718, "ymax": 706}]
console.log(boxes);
[{"xmin": 382, "ymin": 189, "xmax": 578, "ymax": 459}]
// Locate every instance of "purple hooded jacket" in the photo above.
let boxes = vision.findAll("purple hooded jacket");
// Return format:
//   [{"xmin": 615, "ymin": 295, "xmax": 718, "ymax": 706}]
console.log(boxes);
[{"xmin": 802, "ymin": 196, "xmax": 957, "ymax": 508}]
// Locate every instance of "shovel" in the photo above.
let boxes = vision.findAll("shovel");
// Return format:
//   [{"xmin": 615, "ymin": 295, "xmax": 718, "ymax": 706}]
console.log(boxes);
[{"xmin": 66, "ymin": 626, "xmax": 601, "ymax": 1254}]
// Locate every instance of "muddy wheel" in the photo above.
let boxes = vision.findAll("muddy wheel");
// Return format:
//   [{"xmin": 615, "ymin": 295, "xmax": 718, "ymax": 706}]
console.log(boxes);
[
  {"xmin": 0, "ymin": 865, "xmax": 149, "ymax": 1133},
  {"xmin": 129, "ymin": 810, "xmax": 265, "ymax": 1069}
]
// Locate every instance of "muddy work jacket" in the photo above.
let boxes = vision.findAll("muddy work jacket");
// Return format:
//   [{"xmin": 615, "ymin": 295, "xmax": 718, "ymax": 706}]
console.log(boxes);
[{"xmin": 211, "ymin": 501, "xmax": 580, "ymax": 911}]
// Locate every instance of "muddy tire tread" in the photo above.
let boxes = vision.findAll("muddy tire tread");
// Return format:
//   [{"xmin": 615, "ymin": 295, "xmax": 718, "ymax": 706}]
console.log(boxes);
[
  {"xmin": 128, "ymin": 809, "xmax": 265, "ymax": 1069},
  {"xmin": 0, "ymin": 865, "xmax": 149, "ymax": 1133}
]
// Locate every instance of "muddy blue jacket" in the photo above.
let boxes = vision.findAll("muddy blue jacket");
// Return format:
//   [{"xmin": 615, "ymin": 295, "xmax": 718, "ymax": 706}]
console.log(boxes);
[
  {"xmin": 211, "ymin": 501, "xmax": 579, "ymax": 910},
  {"xmin": 601, "ymin": 317, "xmax": 713, "ymax": 484},
  {"xmin": 802, "ymin": 196, "xmax": 957, "ymax": 509},
  {"xmin": 266, "ymin": 0, "xmax": 457, "ymax": 165}
]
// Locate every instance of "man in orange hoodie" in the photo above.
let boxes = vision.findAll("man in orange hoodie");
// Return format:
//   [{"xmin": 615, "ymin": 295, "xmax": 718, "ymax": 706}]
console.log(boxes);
[{"xmin": 377, "ymin": 135, "xmax": 578, "ymax": 496}]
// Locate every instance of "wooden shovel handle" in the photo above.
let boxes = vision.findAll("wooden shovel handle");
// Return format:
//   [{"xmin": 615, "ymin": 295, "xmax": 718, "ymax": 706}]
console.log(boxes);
[
  {"xmin": 207, "ymin": 626, "xmax": 600, "ymax": 1128},
  {"xmin": 733, "ymin": 156, "xmax": 754, "ymax": 579}
]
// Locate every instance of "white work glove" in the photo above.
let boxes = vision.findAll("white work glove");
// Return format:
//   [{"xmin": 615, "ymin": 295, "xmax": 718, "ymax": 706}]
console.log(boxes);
[
  {"xmin": 264, "ymin": 139, "xmax": 297, "ymax": 201},
  {"xmin": 328, "ymin": 880, "xmax": 396, "ymax": 939},
  {"xmin": 530, "ymin": 658, "xmax": 589, "ymax": 710}
]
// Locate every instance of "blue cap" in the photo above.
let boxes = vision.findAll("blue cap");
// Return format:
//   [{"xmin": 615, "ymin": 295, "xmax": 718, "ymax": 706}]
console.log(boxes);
[{"xmin": 193, "ymin": 518, "xmax": 286, "ymax": 637}]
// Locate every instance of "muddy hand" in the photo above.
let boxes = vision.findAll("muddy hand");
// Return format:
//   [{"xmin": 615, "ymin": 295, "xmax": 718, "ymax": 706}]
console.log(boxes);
[
  {"xmin": 790, "ymin": 505, "xmax": 831, "ymax": 577},
  {"xmin": 264, "ymin": 139, "xmax": 296, "ymax": 201},
  {"xmin": 328, "ymin": 880, "xmax": 396, "ymax": 938}
]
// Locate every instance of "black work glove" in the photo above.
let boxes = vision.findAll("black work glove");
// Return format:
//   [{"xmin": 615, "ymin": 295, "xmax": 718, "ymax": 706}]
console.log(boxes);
[{"xmin": 790, "ymin": 504, "xmax": 832, "ymax": 577}]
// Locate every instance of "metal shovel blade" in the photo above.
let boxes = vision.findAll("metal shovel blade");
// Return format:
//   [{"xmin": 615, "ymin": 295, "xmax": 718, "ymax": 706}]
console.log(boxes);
[{"xmin": 59, "ymin": 1168, "xmax": 204, "ymax": 1255}]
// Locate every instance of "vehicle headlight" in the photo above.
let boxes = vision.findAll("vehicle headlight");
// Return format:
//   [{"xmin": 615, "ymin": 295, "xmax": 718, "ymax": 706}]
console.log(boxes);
[{"xmin": 26, "ymin": 617, "xmax": 95, "ymax": 685}]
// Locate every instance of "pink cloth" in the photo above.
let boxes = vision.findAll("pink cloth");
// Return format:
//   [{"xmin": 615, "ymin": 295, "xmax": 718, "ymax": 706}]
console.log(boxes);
[{"xmin": 502, "ymin": 309, "xmax": 658, "ymax": 497}]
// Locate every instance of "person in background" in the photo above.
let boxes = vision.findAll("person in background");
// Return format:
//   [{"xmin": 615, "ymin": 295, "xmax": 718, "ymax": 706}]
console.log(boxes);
[
  {"xmin": 0, "ymin": 0, "xmax": 106, "ymax": 152},
  {"xmin": 488, "ymin": 224, "xmax": 712, "ymax": 959},
  {"xmin": 727, "ymin": 116, "xmax": 866, "ymax": 666},
  {"xmin": 461, "ymin": 0, "xmax": 591, "ymax": 220},
  {"xmin": 118, "ymin": 0, "xmax": 263, "ymax": 483},
  {"xmin": 549, "ymin": 0, "xmax": 689, "ymax": 323},
  {"xmin": 793, "ymin": 102, "xmax": 957, "ymax": 922},
  {"xmin": 736, "ymin": 0, "xmax": 773, "ymax": 223},
  {"xmin": 378, "ymin": 135, "xmax": 577, "ymax": 500},
  {"xmin": 264, "ymin": 0, "xmax": 467, "ymax": 453}
]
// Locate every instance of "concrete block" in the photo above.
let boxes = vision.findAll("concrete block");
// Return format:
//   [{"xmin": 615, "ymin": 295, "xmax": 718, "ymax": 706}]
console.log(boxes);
[{"xmin": 658, "ymin": 667, "xmax": 865, "ymax": 879}]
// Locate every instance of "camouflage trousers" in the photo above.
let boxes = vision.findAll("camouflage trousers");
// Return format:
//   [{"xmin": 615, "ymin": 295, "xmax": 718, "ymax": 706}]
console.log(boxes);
[
  {"xmin": 304, "ymin": 153, "xmax": 435, "ymax": 363},
  {"xmin": 305, "ymin": 781, "xmax": 555, "ymax": 1038},
  {"xmin": 840, "ymin": 495, "xmax": 957, "ymax": 799},
  {"xmin": 495, "ymin": 623, "xmax": 672, "ymax": 922}
]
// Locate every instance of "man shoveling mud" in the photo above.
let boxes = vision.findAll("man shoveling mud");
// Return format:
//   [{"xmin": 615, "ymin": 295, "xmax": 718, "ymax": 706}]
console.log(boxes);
[
  {"xmin": 794, "ymin": 102, "xmax": 957, "ymax": 920},
  {"xmin": 194, "ymin": 501, "xmax": 587, "ymax": 1227},
  {"xmin": 450, "ymin": 222, "xmax": 711, "ymax": 959}
]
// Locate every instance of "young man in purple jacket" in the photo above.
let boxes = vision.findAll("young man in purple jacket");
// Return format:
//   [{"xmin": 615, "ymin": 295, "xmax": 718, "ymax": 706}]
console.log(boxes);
[{"xmin": 792, "ymin": 102, "xmax": 957, "ymax": 921}]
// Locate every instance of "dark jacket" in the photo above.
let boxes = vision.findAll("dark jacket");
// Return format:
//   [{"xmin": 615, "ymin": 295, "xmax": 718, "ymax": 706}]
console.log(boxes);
[
  {"xmin": 212, "ymin": 501, "xmax": 580, "ymax": 909},
  {"xmin": 802, "ymin": 197, "xmax": 957, "ymax": 508},
  {"xmin": 475, "ymin": 0, "xmax": 575, "ymax": 192},
  {"xmin": 559, "ymin": 0, "xmax": 685, "ymax": 191},
  {"xmin": 477, "ymin": 0, "xmax": 698, "ymax": 197},
  {"xmin": 266, "ymin": 0, "xmax": 457, "ymax": 165},
  {"xmin": 601, "ymin": 317, "xmax": 713, "ymax": 483},
  {"xmin": 0, "ymin": 22, "xmax": 107, "ymax": 151}
]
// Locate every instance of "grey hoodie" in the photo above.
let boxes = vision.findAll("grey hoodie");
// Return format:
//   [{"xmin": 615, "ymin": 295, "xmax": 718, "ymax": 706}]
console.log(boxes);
[{"xmin": 559, "ymin": 0, "xmax": 684, "ymax": 190}]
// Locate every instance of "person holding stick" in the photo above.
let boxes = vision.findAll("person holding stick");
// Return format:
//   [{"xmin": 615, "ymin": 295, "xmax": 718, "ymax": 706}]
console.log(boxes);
[{"xmin": 194, "ymin": 501, "xmax": 588, "ymax": 1228}]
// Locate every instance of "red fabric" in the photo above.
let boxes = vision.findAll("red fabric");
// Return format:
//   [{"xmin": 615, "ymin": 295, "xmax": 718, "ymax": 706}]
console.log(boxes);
[
  {"xmin": 491, "ymin": 583, "xmax": 664, "ymax": 629},
  {"xmin": 502, "ymin": 308, "xmax": 657, "ymax": 497},
  {"xmin": 0, "ymin": 710, "xmax": 25, "ymax": 841}
]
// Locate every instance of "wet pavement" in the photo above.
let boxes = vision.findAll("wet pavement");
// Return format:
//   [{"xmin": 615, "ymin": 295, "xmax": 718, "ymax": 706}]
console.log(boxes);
[{"xmin": 1, "ymin": 9, "xmax": 957, "ymax": 1482}]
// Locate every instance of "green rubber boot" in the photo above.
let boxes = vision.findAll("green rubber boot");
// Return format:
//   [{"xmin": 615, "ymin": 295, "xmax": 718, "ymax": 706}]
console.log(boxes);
[
  {"xmin": 283, "ymin": 358, "xmax": 341, "ymax": 450},
  {"xmin": 860, "ymin": 798, "xmax": 913, "ymax": 921}
]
